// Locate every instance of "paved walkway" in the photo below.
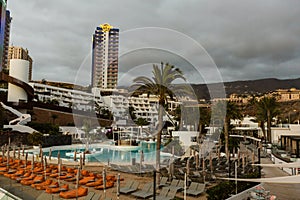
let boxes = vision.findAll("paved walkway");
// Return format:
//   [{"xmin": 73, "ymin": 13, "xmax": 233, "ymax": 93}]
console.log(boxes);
[{"xmin": 261, "ymin": 157, "xmax": 300, "ymax": 200}]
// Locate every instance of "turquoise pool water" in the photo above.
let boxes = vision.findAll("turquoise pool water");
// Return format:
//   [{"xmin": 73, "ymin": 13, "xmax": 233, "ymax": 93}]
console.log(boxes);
[{"xmin": 30, "ymin": 141, "xmax": 172, "ymax": 164}]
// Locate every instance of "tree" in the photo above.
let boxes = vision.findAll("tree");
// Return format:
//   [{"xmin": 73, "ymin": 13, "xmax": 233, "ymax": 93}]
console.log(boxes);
[
  {"xmin": 135, "ymin": 117, "xmax": 150, "ymax": 137},
  {"xmin": 131, "ymin": 62, "xmax": 188, "ymax": 181},
  {"xmin": 255, "ymin": 96, "xmax": 279, "ymax": 142},
  {"xmin": 199, "ymin": 107, "xmax": 211, "ymax": 134},
  {"xmin": 214, "ymin": 100, "xmax": 241, "ymax": 158}
]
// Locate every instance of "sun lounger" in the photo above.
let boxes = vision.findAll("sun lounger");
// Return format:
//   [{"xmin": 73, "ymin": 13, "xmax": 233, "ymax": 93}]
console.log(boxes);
[
  {"xmin": 91, "ymin": 193, "xmax": 101, "ymax": 200},
  {"xmin": 79, "ymin": 176, "xmax": 95, "ymax": 185},
  {"xmin": 150, "ymin": 186, "xmax": 169, "ymax": 200},
  {"xmin": 119, "ymin": 180, "xmax": 133, "ymax": 193},
  {"xmin": 165, "ymin": 179, "xmax": 179, "ymax": 189},
  {"xmin": 120, "ymin": 181, "xmax": 139, "ymax": 194},
  {"xmin": 94, "ymin": 181, "xmax": 114, "ymax": 190},
  {"xmin": 59, "ymin": 186, "xmax": 88, "ymax": 199},
  {"xmin": 46, "ymin": 184, "xmax": 69, "ymax": 194},
  {"xmin": 186, "ymin": 182, "xmax": 198, "ymax": 194},
  {"xmin": 131, "ymin": 182, "xmax": 153, "ymax": 199},
  {"xmin": 165, "ymin": 188, "xmax": 177, "ymax": 200},
  {"xmin": 84, "ymin": 192, "xmax": 95, "ymax": 200},
  {"xmin": 158, "ymin": 177, "xmax": 168, "ymax": 188},
  {"xmin": 86, "ymin": 179, "xmax": 103, "ymax": 187},
  {"xmin": 186, "ymin": 182, "xmax": 205, "ymax": 196},
  {"xmin": 83, "ymin": 191, "xmax": 102, "ymax": 200},
  {"xmin": 60, "ymin": 173, "xmax": 75, "ymax": 180},
  {"xmin": 20, "ymin": 175, "xmax": 43, "ymax": 185},
  {"xmin": 31, "ymin": 179, "xmax": 53, "ymax": 190}
]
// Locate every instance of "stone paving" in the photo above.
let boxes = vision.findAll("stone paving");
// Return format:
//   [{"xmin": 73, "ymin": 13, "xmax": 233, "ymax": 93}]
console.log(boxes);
[{"xmin": 261, "ymin": 156, "xmax": 300, "ymax": 200}]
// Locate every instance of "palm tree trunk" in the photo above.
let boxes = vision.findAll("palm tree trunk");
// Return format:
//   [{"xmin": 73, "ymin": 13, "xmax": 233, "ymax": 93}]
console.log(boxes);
[
  {"xmin": 260, "ymin": 121, "xmax": 266, "ymax": 142},
  {"xmin": 156, "ymin": 103, "xmax": 163, "ymax": 184},
  {"xmin": 224, "ymin": 118, "xmax": 229, "ymax": 159},
  {"xmin": 267, "ymin": 110, "xmax": 271, "ymax": 143}
]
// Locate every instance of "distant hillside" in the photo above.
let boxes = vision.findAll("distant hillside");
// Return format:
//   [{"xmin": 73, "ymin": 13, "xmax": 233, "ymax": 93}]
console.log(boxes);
[{"xmin": 192, "ymin": 78, "xmax": 300, "ymax": 100}]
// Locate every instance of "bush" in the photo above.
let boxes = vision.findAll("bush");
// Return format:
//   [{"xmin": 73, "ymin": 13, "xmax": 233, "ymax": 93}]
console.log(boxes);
[
  {"xmin": 27, "ymin": 132, "xmax": 43, "ymax": 146},
  {"xmin": 207, "ymin": 171, "xmax": 260, "ymax": 200},
  {"xmin": 27, "ymin": 122, "xmax": 60, "ymax": 135}
]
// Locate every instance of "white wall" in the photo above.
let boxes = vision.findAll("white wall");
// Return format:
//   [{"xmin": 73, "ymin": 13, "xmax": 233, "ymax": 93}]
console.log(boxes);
[
  {"xmin": 271, "ymin": 124, "xmax": 300, "ymax": 144},
  {"xmin": 172, "ymin": 131, "xmax": 198, "ymax": 149},
  {"xmin": 7, "ymin": 59, "xmax": 29, "ymax": 102}
]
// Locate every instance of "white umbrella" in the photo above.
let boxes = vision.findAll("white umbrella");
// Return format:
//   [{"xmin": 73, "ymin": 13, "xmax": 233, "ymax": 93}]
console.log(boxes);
[
  {"xmin": 117, "ymin": 173, "xmax": 120, "ymax": 199},
  {"xmin": 1, "ymin": 146, "xmax": 4, "ymax": 160},
  {"xmin": 31, "ymin": 154, "xmax": 34, "ymax": 172},
  {"xmin": 103, "ymin": 169, "xmax": 106, "ymax": 198},
  {"xmin": 76, "ymin": 166, "xmax": 80, "ymax": 188},
  {"xmin": 25, "ymin": 152, "xmax": 28, "ymax": 169},
  {"xmin": 49, "ymin": 148, "xmax": 52, "ymax": 161},
  {"xmin": 140, "ymin": 150, "xmax": 144, "ymax": 174},
  {"xmin": 6, "ymin": 145, "xmax": 9, "ymax": 168},
  {"xmin": 74, "ymin": 150, "xmax": 77, "ymax": 161},
  {"xmin": 58, "ymin": 163, "xmax": 61, "ymax": 185},
  {"xmin": 13, "ymin": 146, "xmax": 15, "ymax": 159},
  {"xmin": 39, "ymin": 144, "xmax": 43, "ymax": 159},
  {"xmin": 184, "ymin": 173, "xmax": 187, "ymax": 200},
  {"xmin": 83, "ymin": 151, "xmax": 86, "ymax": 166},
  {"xmin": 195, "ymin": 153, "xmax": 199, "ymax": 169},
  {"xmin": 57, "ymin": 151, "xmax": 60, "ymax": 165},
  {"xmin": 18, "ymin": 147, "xmax": 20, "ymax": 159},
  {"xmin": 202, "ymin": 158, "xmax": 205, "ymax": 174},
  {"xmin": 242, "ymin": 154, "xmax": 245, "ymax": 173},
  {"xmin": 209, "ymin": 153, "xmax": 213, "ymax": 173},
  {"xmin": 186, "ymin": 158, "xmax": 190, "ymax": 175},
  {"xmin": 79, "ymin": 155, "xmax": 83, "ymax": 169},
  {"xmin": 76, "ymin": 166, "xmax": 80, "ymax": 198},
  {"xmin": 44, "ymin": 160, "xmax": 47, "ymax": 180},
  {"xmin": 22, "ymin": 145, "xmax": 25, "ymax": 156},
  {"xmin": 44, "ymin": 156, "xmax": 47, "ymax": 167}
]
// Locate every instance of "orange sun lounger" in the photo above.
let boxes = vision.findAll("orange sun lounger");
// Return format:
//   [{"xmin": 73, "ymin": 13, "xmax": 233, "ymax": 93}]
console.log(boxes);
[
  {"xmin": 21, "ymin": 175, "xmax": 44, "ymax": 185},
  {"xmin": 79, "ymin": 176, "xmax": 95, "ymax": 185},
  {"xmin": 31, "ymin": 179, "xmax": 53, "ymax": 190},
  {"xmin": 59, "ymin": 186, "xmax": 88, "ymax": 199},
  {"xmin": 46, "ymin": 184, "xmax": 69, "ymax": 194},
  {"xmin": 86, "ymin": 179, "xmax": 103, "ymax": 187},
  {"xmin": 94, "ymin": 181, "xmax": 114, "ymax": 190}
]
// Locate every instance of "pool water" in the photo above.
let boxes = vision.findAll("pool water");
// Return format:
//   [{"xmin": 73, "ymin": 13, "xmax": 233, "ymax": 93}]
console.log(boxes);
[{"xmin": 34, "ymin": 141, "xmax": 172, "ymax": 164}]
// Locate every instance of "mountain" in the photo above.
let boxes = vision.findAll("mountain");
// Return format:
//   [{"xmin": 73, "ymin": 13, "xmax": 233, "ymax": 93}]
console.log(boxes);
[{"xmin": 191, "ymin": 78, "xmax": 300, "ymax": 100}]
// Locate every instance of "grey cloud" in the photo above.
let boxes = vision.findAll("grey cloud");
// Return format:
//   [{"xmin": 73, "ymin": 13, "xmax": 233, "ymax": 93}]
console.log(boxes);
[{"xmin": 7, "ymin": 0, "xmax": 300, "ymax": 86}]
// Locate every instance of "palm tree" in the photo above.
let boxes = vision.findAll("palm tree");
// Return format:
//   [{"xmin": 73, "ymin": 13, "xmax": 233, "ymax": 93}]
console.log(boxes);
[
  {"xmin": 255, "ymin": 96, "xmax": 279, "ymax": 142},
  {"xmin": 131, "ymin": 62, "xmax": 188, "ymax": 180},
  {"xmin": 214, "ymin": 100, "xmax": 241, "ymax": 158},
  {"xmin": 135, "ymin": 118, "xmax": 150, "ymax": 137}
]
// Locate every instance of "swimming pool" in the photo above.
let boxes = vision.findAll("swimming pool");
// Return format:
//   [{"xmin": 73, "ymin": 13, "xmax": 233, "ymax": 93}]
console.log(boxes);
[{"xmin": 28, "ymin": 141, "xmax": 173, "ymax": 164}]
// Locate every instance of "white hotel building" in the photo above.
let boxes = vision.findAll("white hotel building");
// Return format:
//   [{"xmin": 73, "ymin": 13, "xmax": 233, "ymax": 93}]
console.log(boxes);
[{"xmin": 29, "ymin": 83, "xmax": 181, "ymax": 126}]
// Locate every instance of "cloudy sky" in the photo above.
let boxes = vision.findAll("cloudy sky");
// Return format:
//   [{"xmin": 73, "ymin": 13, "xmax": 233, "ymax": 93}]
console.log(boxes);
[{"xmin": 7, "ymin": 0, "xmax": 300, "ymax": 86}]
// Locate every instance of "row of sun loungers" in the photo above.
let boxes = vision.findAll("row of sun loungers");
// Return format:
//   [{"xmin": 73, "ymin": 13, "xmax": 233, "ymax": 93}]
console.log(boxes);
[
  {"xmin": 118, "ymin": 177, "xmax": 206, "ymax": 199},
  {"xmin": 0, "ymin": 156, "xmax": 121, "ymax": 199},
  {"xmin": 110, "ymin": 163, "xmax": 156, "ymax": 174}
]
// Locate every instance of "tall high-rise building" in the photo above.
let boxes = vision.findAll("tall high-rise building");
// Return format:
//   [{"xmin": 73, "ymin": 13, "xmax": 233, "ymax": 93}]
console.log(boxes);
[
  {"xmin": 0, "ymin": 0, "xmax": 7, "ymax": 71},
  {"xmin": 2, "ymin": 10, "xmax": 12, "ymax": 70},
  {"xmin": 92, "ymin": 23, "xmax": 119, "ymax": 89},
  {"xmin": 7, "ymin": 46, "xmax": 33, "ymax": 81}
]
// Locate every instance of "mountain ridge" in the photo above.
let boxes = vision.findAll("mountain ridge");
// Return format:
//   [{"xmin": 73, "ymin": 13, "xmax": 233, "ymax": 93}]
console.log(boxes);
[{"xmin": 191, "ymin": 77, "xmax": 300, "ymax": 100}]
